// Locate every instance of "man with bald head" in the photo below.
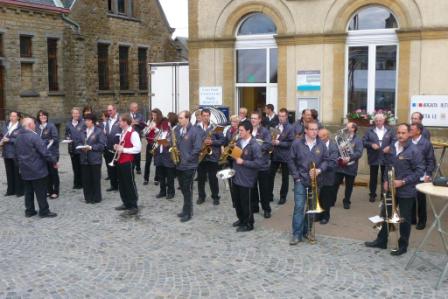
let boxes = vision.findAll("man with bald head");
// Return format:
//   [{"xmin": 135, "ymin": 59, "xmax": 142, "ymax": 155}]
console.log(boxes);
[
  {"xmin": 411, "ymin": 112, "xmax": 431, "ymax": 140},
  {"xmin": 15, "ymin": 118, "xmax": 58, "ymax": 218},
  {"xmin": 363, "ymin": 113, "xmax": 395, "ymax": 202},
  {"xmin": 317, "ymin": 128, "xmax": 339, "ymax": 224}
]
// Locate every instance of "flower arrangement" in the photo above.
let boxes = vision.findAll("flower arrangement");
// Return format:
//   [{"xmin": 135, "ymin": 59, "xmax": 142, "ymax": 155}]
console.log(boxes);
[{"xmin": 346, "ymin": 109, "xmax": 397, "ymax": 126}]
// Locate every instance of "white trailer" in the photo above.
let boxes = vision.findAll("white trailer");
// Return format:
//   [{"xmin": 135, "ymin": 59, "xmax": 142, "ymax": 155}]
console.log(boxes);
[{"xmin": 149, "ymin": 62, "xmax": 189, "ymax": 116}]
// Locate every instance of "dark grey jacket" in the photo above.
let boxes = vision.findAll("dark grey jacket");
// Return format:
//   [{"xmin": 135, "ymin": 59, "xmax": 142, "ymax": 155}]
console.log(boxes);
[
  {"xmin": 130, "ymin": 111, "xmax": 145, "ymax": 134},
  {"xmin": 15, "ymin": 129, "xmax": 56, "ymax": 180},
  {"xmin": 422, "ymin": 126, "xmax": 431, "ymax": 140},
  {"xmin": 232, "ymin": 138, "xmax": 263, "ymax": 188},
  {"xmin": 336, "ymin": 134, "xmax": 363, "ymax": 176},
  {"xmin": 1, "ymin": 123, "xmax": 22, "ymax": 159},
  {"xmin": 288, "ymin": 137, "xmax": 329, "ymax": 187},
  {"xmin": 197, "ymin": 124, "xmax": 225, "ymax": 163},
  {"xmin": 175, "ymin": 123, "xmax": 203, "ymax": 171},
  {"xmin": 262, "ymin": 114, "xmax": 279, "ymax": 128},
  {"xmin": 362, "ymin": 126, "xmax": 395, "ymax": 165},
  {"xmin": 383, "ymin": 140, "xmax": 425, "ymax": 198},
  {"xmin": 36, "ymin": 122, "xmax": 59, "ymax": 161},
  {"xmin": 413, "ymin": 136, "xmax": 436, "ymax": 178},
  {"xmin": 154, "ymin": 131, "xmax": 176, "ymax": 168},
  {"xmin": 76, "ymin": 127, "xmax": 106, "ymax": 165},
  {"xmin": 272, "ymin": 122, "xmax": 294, "ymax": 163},
  {"xmin": 105, "ymin": 117, "xmax": 122, "ymax": 150},
  {"xmin": 65, "ymin": 119, "xmax": 85, "ymax": 154},
  {"xmin": 253, "ymin": 126, "xmax": 273, "ymax": 172},
  {"xmin": 321, "ymin": 140, "xmax": 339, "ymax": 186}
]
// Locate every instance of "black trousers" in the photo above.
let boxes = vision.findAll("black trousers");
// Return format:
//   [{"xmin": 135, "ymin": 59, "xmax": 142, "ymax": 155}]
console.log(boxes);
[
  {"xmin": 118, "ymin": 162, "xmax": 138, "ymax": 209},
  {"xmin": 177, "ymin": 169, "xmax": 195, "ymax": 216},
  {"xmin": 334, "ymin": 173, "xmax": 355, "ymax": 205},
  {"xmin": 157, "ymin": 166, "xmax": 176, "ymax": 196},
  {"xmin": 320, "ymin": 185, "xmax": 337, "ymax": 221},
  {"xmin": 134, "ymin": 153, "xmax": 142, "ymax": 172},
  {"xmin": 104, "ymin": 150, "xmax": 119, "ymax": 189},
  {"xmin": 412, "ymin": 191, "xmax": 427, "ymax": 225},
  {"xmin": 81, "ymin": 164, "xmax": 102, "ymax": 203},
  {"xmin": 47, "ymin": 162, "xmax": 60, "ymax": 195},
  {"xmin": 251, "ymin": 170, "xmax": 271, "ymax": 213},
  {"xmin": 4, "ymin": 158, "xmax": 23, "ymax": 196},
  {"xmin": 197, "ymin": 161, "xmax": 220, "ymax": 200},
  {"xmin": 269, "ymin": 161, "xmax": 289, "ymax": 200},
  {"xmin": 24, "ymin": 177, "xmax": 50, "ymax": 216},
  {"xmin": 232, "ymin": 183, "xmax": 254, "ymax": 227},
  {"xmin": 144, "ymin": 144, "xmax": 159, "ymax": 182},
  {"xmin": 70, "ymin": 153, "xmax": 82, "ymax": 188},
  {"xmin": 377, "ymin": 197, "xmax": 414, "ymax": 249},
  {"xmin": 369, "ymin": 165, "xmax": 385, "ymax": 197}
]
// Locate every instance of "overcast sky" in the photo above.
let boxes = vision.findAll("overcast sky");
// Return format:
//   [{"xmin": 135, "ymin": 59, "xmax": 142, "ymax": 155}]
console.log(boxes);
[{"xmin": 159, "ymin": 0, "xmax": 189, "ymax": 38}]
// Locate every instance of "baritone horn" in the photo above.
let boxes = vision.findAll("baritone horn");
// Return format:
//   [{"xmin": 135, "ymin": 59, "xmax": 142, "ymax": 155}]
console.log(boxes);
[
  {"xmin": 305, "ymin": 162, "xmax": 324, "ymax": 244},
  {"xmin": 169, "ymin": 128, "xmax": 180, "ymax": 165}
]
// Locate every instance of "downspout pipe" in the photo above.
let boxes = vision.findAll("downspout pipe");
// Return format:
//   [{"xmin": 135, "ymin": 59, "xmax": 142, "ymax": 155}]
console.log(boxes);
[{"xmin": 61, "ymin": 14, "xmax": 81, "ymax": 35}]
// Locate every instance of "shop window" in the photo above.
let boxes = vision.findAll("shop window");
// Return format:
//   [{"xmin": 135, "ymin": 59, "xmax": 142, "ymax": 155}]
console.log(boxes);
[
  {"xmin": 345, "ymin": 6, "xmax": 398, "ymax": 115},
  {"xmin": 138, "ymin": 48, "xmax": 148, "ymax": 90},
  {"xmin": 20, "ymin": 35, "xmax": 32, "ymax": 58},
  {"xmin": 119, "ymin": 46, "xmax": 129, "ymax": 90},
  {"xmin": 97, "ymin": 44, "xmax": 109, "ymax": 90},
  {"xmin": 47, "ymin": 38, "xmax": 59, "ymax": 91}
]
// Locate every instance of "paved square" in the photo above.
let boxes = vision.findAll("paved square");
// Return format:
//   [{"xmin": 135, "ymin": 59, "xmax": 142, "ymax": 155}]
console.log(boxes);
[{"xmin": 0, "ymin": 151, "xmax": 447, "ymax": 298}]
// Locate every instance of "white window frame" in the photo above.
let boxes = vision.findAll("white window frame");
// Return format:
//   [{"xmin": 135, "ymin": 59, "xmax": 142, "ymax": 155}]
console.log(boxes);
[{"xmin": 344, "ymin": 28, "xmax": 399, "ymax": 117}]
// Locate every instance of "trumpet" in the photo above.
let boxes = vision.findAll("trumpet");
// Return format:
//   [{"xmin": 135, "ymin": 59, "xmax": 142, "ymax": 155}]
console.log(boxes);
[
  {"xmin": 108, "ymin": 132, "xmax": 126, "ymax": 167},
  {"xmin": 142, "ymin": 120, "xmax": 155, "ymax": 137},
  {"xmin": 169, "ymin": 128, "xmax": 180, "ymax": 165},
  {"xmin": 305, "ymin": 162, "xmax": 324, "ymax": 244}
]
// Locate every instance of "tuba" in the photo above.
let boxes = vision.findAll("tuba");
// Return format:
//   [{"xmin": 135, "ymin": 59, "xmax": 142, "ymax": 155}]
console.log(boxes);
[
  {"xmin": 169, "ymin": 128, "xmax": 180, "ymax": 165},
  {"xmin": 305, "ymin": 162, "xmax": 324, "ymax": 244},
  {"xmin": 334, "ymin": 128, "xmax": 355, "ymax": 167}
]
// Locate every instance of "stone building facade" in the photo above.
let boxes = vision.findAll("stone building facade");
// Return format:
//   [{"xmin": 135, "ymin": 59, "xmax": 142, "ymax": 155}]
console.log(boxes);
[
  {"xmin": 188, "ymin": 0, "xmax": 448, "ymax": 137},
  {"xmin": 0, "ymin": 0, "xmax": 180, "ymax": 123}
]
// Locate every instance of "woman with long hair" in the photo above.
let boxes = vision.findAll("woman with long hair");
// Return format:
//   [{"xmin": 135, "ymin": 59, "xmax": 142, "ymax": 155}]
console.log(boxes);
[
  {"xmin": 143, "ymin": 108, "xmax": 166, "ymax": 185},
  {"xmin": 36, "ymin": 110, "xmax": 60, "ymax": 199}
]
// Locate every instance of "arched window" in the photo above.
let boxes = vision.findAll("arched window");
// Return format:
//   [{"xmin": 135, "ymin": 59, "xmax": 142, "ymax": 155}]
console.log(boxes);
[
  {"xmin": 235, "ymin": 13, "xmax": 278, "ymax": 113},
  {"xmin": 237, "ymin": 13, "xmax": 277, "ymax": 36},
  {"xmin": 345, "ymin": 6, "xmax": 399, "ymax": 116},
  {"xmin": 348, "ymin": 6, "xmax": 398, "ymax": 31}
]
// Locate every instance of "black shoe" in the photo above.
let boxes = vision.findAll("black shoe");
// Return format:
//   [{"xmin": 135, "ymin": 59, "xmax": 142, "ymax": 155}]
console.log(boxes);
[
  {"xmin": 166, "ymin": 194, "xmax": 175, "ymax": 200},
  {"xmin": 180, "ymin": 214, "xmax": 191, "ymax": 222},
  {"xmin": 106, "ymin": 188, "xmax": 118, "ymax": 192},
  {"xmin": 264, "ymin": 211, "xmax": 271, "ymax": 219},
  {"xmin": 365, "ymin": 239, "xmax": 387, "ymax": 249},
  {"xmin": 197, "ymin": 198, "xmax": 205, "ymax": 205},
  {"xmin": 121, "ymin": 208, "xmax": 138, "ymax": 216},
  {"xmin": 154, "ymin": 180, "xmax": 159, "ymax": 186},
  {"xmin": 343, "ymin": 202, "xmax": 350, "ymax": 209},
  {"xmin": 369, "ymin": 195, "xmax": 376, "ymax": 202},
  {"xmin": 253, "ymin": 209, "xmax": 260, "ymax": 214},
  {"xmin": 25, "ymin": 211, "xmax": 37, "ymax": 218},
  {"xmin": 73, "ymin": 185, "xmax": 83, "ymax": 190},
  {"xmin": 390, "ymin": 247, "xmax": 407, "ymax": 256},
  {"xmin": 236, "ymin": 225, "xmax": 253, "ymax": 232},
  {"xmin": 4, "ymin": 193, "xmax": 14, "ymax": 197},
  {"xmin": 16, "ymin": 193, "xmax": 24, "ymax": 197},
  {"xmin": 177, "ymin": 212, "xmax": 186, "ymax": 218},
  {"xmin": 105, "ymin": 177, "xmax": 110, "ymax": 181},
  {"xmin": 320, "ymin": 218, "xmax": 329, "ymax": 225},
  {"xmin": 416, "ymin": 223, "xmax": 426, "ymax": 230},
  {"xmin": 136, "ymin": 170, "xmax": 142, "ymax": 175},
  {"xmin": 278, "ymin": 198, "xmax": 286, "ymax": 205},
  {"xmin": 115, "ymin": 205, "xmax": 128, "ymax": 211},
  {"xmin": 177, "ymin": 186, "xmax": 181, "ymax": 190},
  {"xmin": 213, "ymin": 198, "xmax": 220, "ymax": 205},
  {"xmin": 143, "ymin": 181, "xmax": 149, "ymax": 186},
  {"xmin": 40, "ymin": 212, "xmax": 57, "ymax": 218},
  {"xmin": 232, "ymin": 220, "xmax": 242, "ymax": 227},
  {"xmin": 156, "ymin": 193, "xmax": 166, "ymax": 199}
]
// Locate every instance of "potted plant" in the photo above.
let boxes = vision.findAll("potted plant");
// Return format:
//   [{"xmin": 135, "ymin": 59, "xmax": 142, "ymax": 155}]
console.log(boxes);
[{"xmin": 346, "ymin": 109, "xmax": 371, "ymax": 126}]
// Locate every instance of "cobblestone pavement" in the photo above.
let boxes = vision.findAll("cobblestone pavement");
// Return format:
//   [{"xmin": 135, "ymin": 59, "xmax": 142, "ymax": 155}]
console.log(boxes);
[{"xmin": 0, "ymin": 151, "xmax": 447, "ymax": 298}]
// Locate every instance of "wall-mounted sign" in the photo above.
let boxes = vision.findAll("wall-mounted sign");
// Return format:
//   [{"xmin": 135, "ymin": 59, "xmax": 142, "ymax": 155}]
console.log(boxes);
[
  {"xmin": 199, "ymin": 86, "xmax": 223, "ymax": 106},
  {"xmin": 410, "ymin": 95, "xmax": 448, "ymax": 127},
  {"xmin": 297, "ymin": 71, "xmax": 321, "ymax": 91}
]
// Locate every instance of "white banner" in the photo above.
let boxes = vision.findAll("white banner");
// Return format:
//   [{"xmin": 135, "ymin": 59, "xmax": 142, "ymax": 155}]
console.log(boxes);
[
  {"xmin": 410, "ymin": 95, "xmax": 448, "ymax": 127},
  {"xmin": 199, "ymin": 86, "xmax": 222, "ymax": 106}
]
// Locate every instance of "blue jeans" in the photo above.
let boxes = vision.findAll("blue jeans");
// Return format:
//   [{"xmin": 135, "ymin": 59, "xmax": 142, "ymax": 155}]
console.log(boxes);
[{"xmin": 292, "ymin": 181, "xmax": 308, "ymax": 239}]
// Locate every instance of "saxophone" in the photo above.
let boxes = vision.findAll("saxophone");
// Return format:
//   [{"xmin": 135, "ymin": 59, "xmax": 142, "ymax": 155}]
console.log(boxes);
[
  {"xmin": 198, "ymin": 125, "xmax": 216, "ymax": 162},
  {"xmin": 169, "ymin": 128, "xmax": 180, "ymax": 165},
  {"xmin": 219, "ymin": 131, "xmax": 238, "ymax": 163}
]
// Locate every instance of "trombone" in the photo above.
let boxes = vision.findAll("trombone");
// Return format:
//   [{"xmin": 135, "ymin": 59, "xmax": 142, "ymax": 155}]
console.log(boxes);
[{"xmin": 305, "ymin": 162, "xmax": 324, "ymax": 244}]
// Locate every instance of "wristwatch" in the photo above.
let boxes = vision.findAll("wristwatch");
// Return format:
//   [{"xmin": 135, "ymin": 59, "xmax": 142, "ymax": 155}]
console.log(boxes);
[{"xmin": 402, "ymin": 179, "xmax": 406, "ymax": 186}]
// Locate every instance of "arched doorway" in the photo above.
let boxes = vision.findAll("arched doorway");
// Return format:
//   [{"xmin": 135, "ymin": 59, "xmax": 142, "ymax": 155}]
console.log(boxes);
[
  {"xmin": 344, "ymin": 6, "xmax": 399, "ymax": 116},
  {"xmin": 235, "ymin": 13, "xmax": 278, "ymax": 114}
]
